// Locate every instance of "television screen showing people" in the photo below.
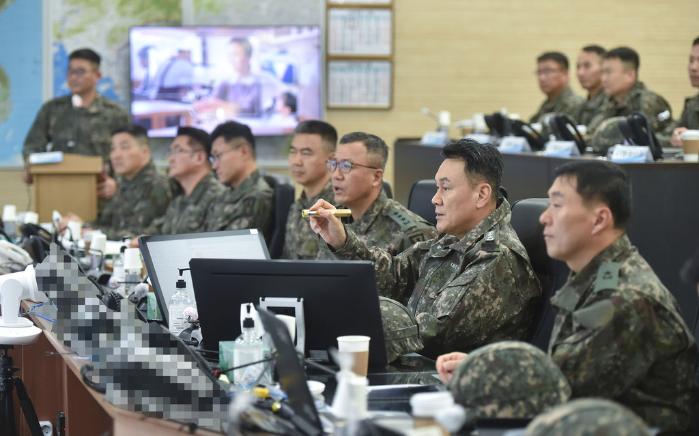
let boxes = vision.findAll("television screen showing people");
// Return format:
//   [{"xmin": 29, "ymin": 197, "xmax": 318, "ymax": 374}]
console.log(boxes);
[{"xmin": 129, "ymin": 26, "xmax": 322, "ymax": 137}]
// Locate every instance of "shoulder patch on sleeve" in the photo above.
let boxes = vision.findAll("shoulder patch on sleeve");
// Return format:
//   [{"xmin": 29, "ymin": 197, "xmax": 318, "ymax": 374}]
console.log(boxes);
[{"xmin": 593, "ymin": 261, "xmax": 620, "ymax": 293}]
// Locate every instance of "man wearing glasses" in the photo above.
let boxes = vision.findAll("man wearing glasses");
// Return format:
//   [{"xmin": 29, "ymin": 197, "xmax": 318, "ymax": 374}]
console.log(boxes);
[
  {"xmin": 145, "ymin": 126, "xmax": 224, "ymax": 235},
  {"xmin": 529, "ymin": 51, "xmax": 583, "ymax": 124},
  {"xmin": 319, "ymin": 131, "xmax": 435, "ymax": 259},
  {"xmin": 282, "ymin": 120, "xmax": 337, "ymax": 259},
  {"xmin": 203, "ymin": 121, "xmax": 273, "ymax": 239},
  {"xmin": 309, "ymin": 139, "xmax": 540, "ymax": 358},
  {"xmin": 23, "ymin": 48, "xmax": 129, "ymax": 192}
]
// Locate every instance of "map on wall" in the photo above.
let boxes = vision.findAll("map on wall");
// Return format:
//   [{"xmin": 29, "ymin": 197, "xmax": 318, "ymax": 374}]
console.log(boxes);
[{"xmin": 0, "ymin": 0, "xmax": 43, "ymax": 167}]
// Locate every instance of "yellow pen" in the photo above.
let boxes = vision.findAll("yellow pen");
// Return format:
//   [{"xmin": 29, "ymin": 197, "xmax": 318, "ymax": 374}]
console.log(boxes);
[{"xmin": 301, "ymin": 209, "xmax": 352, "ymax": 218}]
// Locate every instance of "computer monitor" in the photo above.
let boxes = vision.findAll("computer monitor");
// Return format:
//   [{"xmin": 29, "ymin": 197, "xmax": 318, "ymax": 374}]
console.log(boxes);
[
  {"xmin": 139, "ymin": 229, "xmax": 269, "ymax": 324},
  {"xmin": 189, "ymin": 259, "xmax": 388, "ymax": 369}
]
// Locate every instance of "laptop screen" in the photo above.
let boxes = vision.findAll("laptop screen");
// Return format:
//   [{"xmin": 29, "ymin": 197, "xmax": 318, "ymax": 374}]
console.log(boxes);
[{"xmin": 139, "ymin": 229, "xmax": 269, "ymax": 324}]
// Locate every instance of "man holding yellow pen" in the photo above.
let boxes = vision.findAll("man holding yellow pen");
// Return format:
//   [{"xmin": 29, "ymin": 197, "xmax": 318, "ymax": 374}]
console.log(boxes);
[{"xmin": 309, "ymin": 139, "xmax": 541, "ymax": 358}]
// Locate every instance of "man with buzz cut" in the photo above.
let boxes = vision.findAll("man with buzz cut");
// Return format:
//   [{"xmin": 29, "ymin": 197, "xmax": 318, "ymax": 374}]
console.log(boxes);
[
  {"xmin": 530, "ymin": 51, "xmax": 584, "ymax": 124},
  {"xmin": 540, "ymin": 160, "xmax": 697, "ymax": 434},
  {"xmin": 588, "ymin": 46, "xmax": 673, "ymax": 149},
  {"xmin": 282, "ymin": 120, "xmax": 337, "ymax": 259},
  {"xmin": 145, "ymin": 126, "xmax": 224, "ymax": 235},
  {"xmin": 66, "ymin": 125, "xmax": 171, "ymax": 240},
  {"xmin": 318, "ymin": 131, "xmax": 436, "ymax": 258},
  {"xmin": 575, "ymin": 45, "xmax": 607, "ymax": 127},
  {"xmin": 671, "ymin": 36, "xmax": 699, "ymax": 146},
  {"xmin": 309, "ymin": 139, "xmax": 541, "ymax": 358},
  {"xmin": 204, "ymin": 120, "xmax": 273, "ymax": 240}
]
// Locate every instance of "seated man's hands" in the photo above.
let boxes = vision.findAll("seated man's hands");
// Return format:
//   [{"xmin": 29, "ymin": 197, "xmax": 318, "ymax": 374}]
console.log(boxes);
[
  {"xmin": 436, "ymin": 352, "xmax": 467, "ymax": 384},
  {"xmin": 308, "ymin": 199, "xmax": 347, "ymax": 249},
  {"xmin": 671, "ymin": 127, "xmax": 688, "ymax": 147},
  {"xmin": 97, "ymin": 174, "xmax": 117, "ymax": 199}
]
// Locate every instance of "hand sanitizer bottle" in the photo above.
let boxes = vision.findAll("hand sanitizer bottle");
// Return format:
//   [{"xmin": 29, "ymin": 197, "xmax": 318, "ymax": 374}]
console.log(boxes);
[
  {"xmin": 168, "ymin": 275, "xmax": 193, "ymax": 337},
  {"xmin": 232, "ymin": 304, "xmax": 266, "ymax": 390}
]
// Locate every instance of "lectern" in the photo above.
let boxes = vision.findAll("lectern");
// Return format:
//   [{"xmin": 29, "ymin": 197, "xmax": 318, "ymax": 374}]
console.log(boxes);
[{"xmin": 29, "ymin": 154, "xmax": 102, "ymax": 222}]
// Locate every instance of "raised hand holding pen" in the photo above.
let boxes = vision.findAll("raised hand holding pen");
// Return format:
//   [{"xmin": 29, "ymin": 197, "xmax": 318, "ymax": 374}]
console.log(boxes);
[{"xmin": 307, "ymin": 198, "xmax": 347, "ymax": 249}]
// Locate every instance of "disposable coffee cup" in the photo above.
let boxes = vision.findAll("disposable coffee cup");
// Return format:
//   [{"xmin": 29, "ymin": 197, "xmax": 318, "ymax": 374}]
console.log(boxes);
[
  {"xmin": 123, "ymin": 247, "xmax": 142, "ymax": 270},
  {"xmin": 337, "ymin": 335, "xmax": 370, "ymax": 376},
  {"xmin": 680, "ymin": 130, "xmax": 699, "ymax": 162},
  {"xmin": 2, "ymin": 204, "xmax": 17, "ymax": 222},
  {"xmin": 91, "ymin": 232, "xmax": 107, "ymax": 253},
  {"xmin": 66, "ymin": 220, "xmax": 82, "ymax": 241},
  {"xmin": 411, "ymin": 391, "xmax": 454, "ymax": 435}
]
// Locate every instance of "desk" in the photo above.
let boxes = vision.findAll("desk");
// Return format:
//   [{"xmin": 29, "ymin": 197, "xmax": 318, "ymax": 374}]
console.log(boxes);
[
  {"xmin": 394, "ymin": 139, "xmax": 699, "ymax": 330},
  {"xmin": 12, "ymin": 309, "xmax": 219, "ymax": 436}
]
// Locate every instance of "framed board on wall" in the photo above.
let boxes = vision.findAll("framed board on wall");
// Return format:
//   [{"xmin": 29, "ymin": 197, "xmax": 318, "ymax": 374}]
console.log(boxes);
[
  {"xmin": 327, "ymin": 8, "xmax": 392, "ymax": 57},
  {"xmin": 327, "ymin": 60, "xmax": 392, "ymax": 109}
]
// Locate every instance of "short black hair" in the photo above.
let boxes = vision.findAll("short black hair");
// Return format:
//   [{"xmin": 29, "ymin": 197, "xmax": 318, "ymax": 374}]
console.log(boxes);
[
  {"xmin": 294, "ymin": 120, "xmax": 338, "ymax": 152},
  {"xmin": 537, "ymin": 51, "xmax": 569, "ymax": 70},
  {"xmin": 229, "ymin": 37, "xmax": 252, "ymax": 58},
  {"xmin": 554, "ymin": 160, "xmax": 631, "ymax": 229},
  {"xmin": 604, "ymin": 47, "xmax": 640, "ymax": 72},
  {"xmin": 210, "ymin": 120, "xmax": 256, "ymax": 155},
  {"xmin": 339, "ymin": 132, "xmax": 389, "ymax": 169},
  {"xmin": 582, "ymin": 45, "xmax": 606, "ymax": 57},
  {"xmin": 176, "ymin": 126, "xmax": 212, "ymax": 157},
  {"xmin": 111, "ymin": 124, "xmax": 149, "ymax": 147},
  {"xmin": 693, "ymin": 36, "xmax": 699, "ymax": 47},
  {"xmin": 69, "ymin": 48, "xmax": 101, "ymax": 67},
  {"xmin": 441, "ymin": 139, "xmax": 503, "ymax": 202}
]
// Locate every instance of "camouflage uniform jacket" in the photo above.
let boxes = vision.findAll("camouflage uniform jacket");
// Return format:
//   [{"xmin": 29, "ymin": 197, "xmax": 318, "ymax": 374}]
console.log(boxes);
[
  {"xmin": 587, "ymin": 81, "xmax": 673, "ymax": 135},
  {"xmin": 92, "ymin": 161, "xmax": 171, "ymax": 240},
  {"xmin": 529, "ymin": 86, "xmax": 584, "ymax": 124},
  {"xmin": 319, "ymin": 191, "xmax": 437, "ymax": 259},
  {"xmin": 282, "ymin": 180, "xmax": 334, "ymax": 259},
  {"xmin": 146, "ymin": 172, "xmax": 225, "ymax": 235},
  {"xmin": 23, "ymin": 94, "xmax": 129, "ymax": 161},
  {"xmin": 576, "ymin": 90, "xmax": 607, "ymax": 127},
  {"xmin": 332, "ymin": 199, "xmax": 541, "ymax": 359},
  {"xmin": 677, "ymin": 92, "xmax": 699, "ymax": 130},
  {"xmin": 548, "ymin": 234, "xmax": 698, "ymax": 434},
  {"xmin": 204, "ymin": 170, "xmax": 273, "ymax": 240}
]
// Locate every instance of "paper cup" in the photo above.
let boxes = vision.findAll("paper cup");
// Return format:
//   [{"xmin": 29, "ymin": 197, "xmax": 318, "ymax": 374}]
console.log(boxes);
[
  {"xmin": 337, "ymin": 335, "xmax": 370, "ymax": 376},
  {"xmin": 680, "ymin": 130, "xmax": 699, "ymax": 162}
]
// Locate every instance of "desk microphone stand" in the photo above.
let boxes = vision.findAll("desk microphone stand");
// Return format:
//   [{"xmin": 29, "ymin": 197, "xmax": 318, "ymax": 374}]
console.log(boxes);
[{"xmin": 0, "ymin": 346, "xmax": 43, "ymax": 436}]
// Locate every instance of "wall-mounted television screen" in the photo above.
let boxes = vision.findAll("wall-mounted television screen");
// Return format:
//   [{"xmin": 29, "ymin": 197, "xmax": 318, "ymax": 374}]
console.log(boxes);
[{"xmin": 129, "ymin": 26, "xmax": 322, "ymax": 137}]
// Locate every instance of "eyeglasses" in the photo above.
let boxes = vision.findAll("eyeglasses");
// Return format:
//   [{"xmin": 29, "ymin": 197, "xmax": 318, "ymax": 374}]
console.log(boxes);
[
  {"xmin": 209, "ymin": 148, "xmax": 237, "ymax": 165},
  {"xmin": 326, "ymin": 159, "xmax": 380, "ymax": 174}
]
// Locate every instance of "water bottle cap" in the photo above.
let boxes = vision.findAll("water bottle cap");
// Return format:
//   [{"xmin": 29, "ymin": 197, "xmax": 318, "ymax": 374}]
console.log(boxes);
[{"xmin": 176, "ymin": 278, "xmax": 187, "ymax": 288}]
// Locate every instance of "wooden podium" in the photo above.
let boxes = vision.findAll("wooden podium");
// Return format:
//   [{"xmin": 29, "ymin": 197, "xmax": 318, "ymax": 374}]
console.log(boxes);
[{"xmin": 29, "ymin": 154, "xmax": 103, "ymax": 222}]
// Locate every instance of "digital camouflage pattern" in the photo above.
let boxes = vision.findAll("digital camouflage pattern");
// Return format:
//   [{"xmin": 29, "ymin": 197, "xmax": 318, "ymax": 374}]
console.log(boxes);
[
  {"xmin": 525, "ymin": 398, "xmax": 651, "ymax": 436},
  {"xmin": 449, "ymin": 341, "xmax": 570, "ymax": 418},
  {"xmin": 575, "ymin": 90, "xmax": 607, "ymax": 127},
  {"xmin": 92, "ymin": 161, "xmax": 171, "ymax": 240},
  {"xmin": 676, "ymin": 93, "xmax": 699, "ymax": 129},
  {"xmin": 318, "ymin": 191, "xmax": 437, "ymax": 259},
  {"xmin": 23, "ymin": 94, "xmax": 129, "ymax": 161},
  {"xmin": 587, "ymin": 81, "xmax": 673, "ymax": 137},
  {"xmin": 379, "ymin": 297, "xmax": 423, "ymax": 363},
  {"xmin": 282, "ymin": 181, "xmax": 334, "ymax": 259},
  {"xmin": 204, "ymin": 170, "xmax": 273, "ymax": 241},
  {"xmin": 145, "ymin": 172, "xmax": 225, "ymax": 235},
  {"xmin": 588, "ymin": 116, "xmax": 627, "ymax": 155},
  {"xmin": 332, "ymin": 199, "xmax": 541, "ymax": 358},
  {"xmin": 529, "ymin": 86, "xmax": 584, "ymax": 124},
  {"xmin": 548, "ymin": 235, "xmax": 698, "ymax": 435}
]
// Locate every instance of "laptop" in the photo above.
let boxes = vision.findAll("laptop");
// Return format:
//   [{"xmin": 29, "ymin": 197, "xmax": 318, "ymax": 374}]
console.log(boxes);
[{"xmin": 139, "ymin": 229, "xmax": 269, "ymax": 325}]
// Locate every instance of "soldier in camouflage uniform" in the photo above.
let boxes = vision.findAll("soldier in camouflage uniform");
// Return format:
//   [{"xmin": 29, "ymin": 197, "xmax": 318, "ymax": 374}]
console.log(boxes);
[
  {"xmin": 203, "ymin": 121, "xmax": 273, "ymax": 239},
  {"xmin": 670, "ymin": 36, "xmax": 699, "ymax": 146},
  {"xmin": 283, "ymin": 120, "xmax": 338, "ymax": 259},
  {"xmin": 23, "ymin": 48, "xmax": 129, "ymax": 184},
  {"xmin": 145, "ymin": 127, "xmax": 224, "ymax": 235},
  {"xmin": 448, "ymin": 341, "xmax": 570, "ymax": 419},
  {"xmin": 530, "ymin": 52, "xmax": 584, "ymax": 124},
  {"xmin": 90, "ymin": 126, "xmax": 171, "ymax": 240},
  {"xmin": 525, "ymin": 399, "xmax": 651, "ymax": 436},
  {"xmin": 379, "ymin": 296, "xmax": 423, "ymax": 363},
  {"xmin": 309, "ymin": 140, "xmax": 541, "ymax": 359},
  {"xmin": 540, "ymin": 160, "xmax": 698, "ymax": 434},
  {"xmin": 587, "ymin": 47, "xmax": 673, "ymax": 150},
  {"xmin": 318, "ymin": 132, "xmax": 436, "ymax": 259},
  {"xmin": 575, "ymin": 45, "xmax": 607, "ymax": 127}
]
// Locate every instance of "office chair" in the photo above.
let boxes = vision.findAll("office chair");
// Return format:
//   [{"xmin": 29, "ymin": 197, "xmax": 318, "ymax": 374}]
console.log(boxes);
[
  {"xmin": 510, "ymin": 198, "xmax": 569, "ymax": 351},
  {"xmin": 407, "ymin": 179, "xmax": 436, "ymax": 225},
  {"xmin": 263, "ymin": 175, "xmax": 295, "ymax": 259},
  {"xmin": 382, "ymin": 181, "xmax": 393, "ymax": 199}
]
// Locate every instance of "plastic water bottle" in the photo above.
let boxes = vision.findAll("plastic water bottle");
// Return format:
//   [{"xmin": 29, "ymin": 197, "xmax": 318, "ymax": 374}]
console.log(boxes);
[
  {"xmin": 168, "ymin": 277, "xmax": 193, "ymax": 337},
  {"xmin": 232, "ymin": 304, "xmax": 266, "ymax": 389},
  {"xmin": 109, "ymin": 246, "xmax": 126, "ymax": 296}
]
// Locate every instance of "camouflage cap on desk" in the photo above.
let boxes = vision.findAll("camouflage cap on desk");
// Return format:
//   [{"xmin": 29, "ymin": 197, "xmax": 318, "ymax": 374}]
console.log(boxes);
[
  {"xmin": 380, "ymin": 296, "xmax": 423, "ymax": 363},
  {"xmin": 525, "ymin": 398, "xmax": 651, "ymax": 436},
  {"xmin": 448, "ymin": 341, "xmax": 571, "ymax": 418},
  {"xmin": 589, "ymin": 116, "xmax": 627, "ymax": 155}
]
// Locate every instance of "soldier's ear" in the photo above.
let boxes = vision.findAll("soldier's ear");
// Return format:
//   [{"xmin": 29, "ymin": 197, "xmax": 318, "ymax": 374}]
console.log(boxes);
[
  {"xmin": 475, "ymin": 182, "xmax": 492, "ymax": 209},
  {"xmin": 591, "ymin": 205, "xmax": 614, "ymax": 235}
]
